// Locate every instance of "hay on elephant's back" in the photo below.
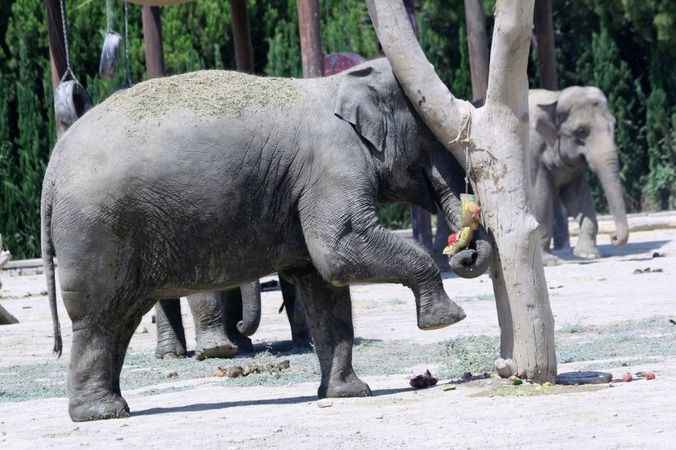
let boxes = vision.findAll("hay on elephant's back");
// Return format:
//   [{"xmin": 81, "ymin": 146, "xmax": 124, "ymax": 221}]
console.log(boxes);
[{"xmin": 105, "ymin": 71, "xmax": 303, "ymax": 121}]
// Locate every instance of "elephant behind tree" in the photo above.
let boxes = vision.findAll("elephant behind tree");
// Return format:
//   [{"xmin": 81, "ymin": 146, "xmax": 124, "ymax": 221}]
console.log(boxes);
[
  {"xmin": 527, "ymin": 86, "xmax": 629, "ymax": 261},
  {"xmin": 155, "ymin": 277, "xmax": 310, "ymax": 360},
  {"xmin": 42, "ymin": 58, "xmax": 492, "ymax": 422}
]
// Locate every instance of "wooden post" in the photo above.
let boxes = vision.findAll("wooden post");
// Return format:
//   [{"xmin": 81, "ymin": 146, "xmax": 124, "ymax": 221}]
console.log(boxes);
[
  {"xmin": 229, "ymin": 0, "xmax": 255, "ymax": 73},
  {"xmin": 44, "ymin": 0, "xmax": 68, "ymax": 137},
  {"xmin": 534, "ymin": 0, "xmax": 569, "ymax": 249},
  {"xmin": 297, "ymin": 0, "xmax": 323, "ymax": 78},
  {"xmin": 142, "ymin": 5, "xmax": 165, "ymax": 78},
  {"xmin": 464, "ymin": 0, "xmax": 490, "ymax": 102},
  {"xmin": 534, "ymin": 0, "xmax": 558, "ymax": 90}
]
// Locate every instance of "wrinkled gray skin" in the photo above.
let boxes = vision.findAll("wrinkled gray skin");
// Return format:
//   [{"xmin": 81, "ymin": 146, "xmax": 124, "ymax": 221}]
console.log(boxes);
[
  {"xmin": 41, "ymin": 58, "xmax": 492, "ymax": 422},
  {"xmin": 528, "ymin": 87, "xmax": 629, "ymax": 261},
  {"xmin": 155, "ymin": 278, "xmax": 311, "ymax": 360}
]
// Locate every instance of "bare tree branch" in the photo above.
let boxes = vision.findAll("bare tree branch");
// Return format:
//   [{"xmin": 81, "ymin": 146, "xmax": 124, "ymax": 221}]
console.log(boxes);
[{"xmin": 367, "ymin": 0, "xmax": 472, "ymax": 151}]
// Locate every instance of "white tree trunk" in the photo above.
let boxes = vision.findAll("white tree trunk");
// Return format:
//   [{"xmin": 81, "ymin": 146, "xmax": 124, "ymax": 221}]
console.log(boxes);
[{"xmin": 368, "ymin": 0, "xmax": 557, "ymax": 381}]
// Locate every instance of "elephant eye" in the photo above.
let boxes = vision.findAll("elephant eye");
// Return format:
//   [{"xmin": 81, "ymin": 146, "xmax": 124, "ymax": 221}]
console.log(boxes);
[{"xmin": 573, "ymin": 126, "xmax": 589, "ymax": 141}]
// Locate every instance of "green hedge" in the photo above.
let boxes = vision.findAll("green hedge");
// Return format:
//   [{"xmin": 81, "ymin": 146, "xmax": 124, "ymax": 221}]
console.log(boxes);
[{"xmin": 0, "ymin": 0, "xmax": 674, "ymax": 257}]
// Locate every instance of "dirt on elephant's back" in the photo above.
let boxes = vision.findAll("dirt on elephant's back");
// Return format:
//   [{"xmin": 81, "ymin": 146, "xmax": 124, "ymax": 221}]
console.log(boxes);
[{"xmin": 103, "ymin": 70, "xmax": 303, "ymax": 122}]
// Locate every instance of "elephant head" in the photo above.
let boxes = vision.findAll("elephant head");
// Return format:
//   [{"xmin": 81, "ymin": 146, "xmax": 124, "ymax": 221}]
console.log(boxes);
[
  {"xmin": 333, "ymin": 59, "xmax": 492, "ymax": 277},
  {"xmin": 534, "ymin": 86, "xmax": 629, "ymax": 246}
]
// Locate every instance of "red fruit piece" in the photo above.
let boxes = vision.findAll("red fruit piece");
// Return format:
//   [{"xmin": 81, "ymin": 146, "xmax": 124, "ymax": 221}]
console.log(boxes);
[
  {"xmin": 645, "ymin": 371, "xmax": 656, "ymax": 380},
  {"xmin": 622, "ymin": 372, "xmax": 633, "ymax": 382},
  {"xmin": 448, "ymin": 233, "xmax": 459, "ymax": 246}
]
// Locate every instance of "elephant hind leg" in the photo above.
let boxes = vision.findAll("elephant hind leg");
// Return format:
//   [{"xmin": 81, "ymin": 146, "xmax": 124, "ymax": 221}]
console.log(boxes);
[
  {"xmin": 292, "ymin": 269, "xmax": 371, "ymax": 399},
  {"xmin": 154, "ymin": 299, "xmax": 187, "ymax": 359},
  {"xmin": 66, "ymin": 290, "xmax": 153, "ymax": 422},
  {"xmin": 279, "ymin": 277, "xmax": 312, "ymax": 351}
]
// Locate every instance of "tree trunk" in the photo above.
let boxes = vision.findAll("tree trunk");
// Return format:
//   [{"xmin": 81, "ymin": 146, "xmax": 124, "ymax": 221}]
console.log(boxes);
[
  {"xmin": 142, "ymin": 6, "xmax": 165, "ymax": 78},
  {"xmin": 463, "ymin": 0, "xmax": 489, "ymax": 102},
  {"xmin": 368, "ymin": 0, "xmax": 557, "ymax": 382},
  {"xmin": 45, "ymin": 0, "xmax": 68, "ymax": 137},
  {"xmin": 297, "ymin": 0, "xmax": 323, "ymax": 78},
  {"xmin": 229, "ymin": 0, "xmax": 254, "ymax": 73}
]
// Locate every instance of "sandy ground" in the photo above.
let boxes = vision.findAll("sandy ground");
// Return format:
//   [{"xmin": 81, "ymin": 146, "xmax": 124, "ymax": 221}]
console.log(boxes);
[{"xmin": 0, "ymin": 228, "xmax": 675, "ymax": 449}]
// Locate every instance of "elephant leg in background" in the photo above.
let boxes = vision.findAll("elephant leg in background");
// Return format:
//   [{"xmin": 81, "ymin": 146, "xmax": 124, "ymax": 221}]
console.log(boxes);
[
  {"xmin": 433, "ymin": 212, "xmax": 451, "ymax": 271},
  {"xmin": 154, "ymin": 298, "xmax": 187, "ymax": 359},
  {"xmin": 531, "ymin": 165, "xmax": 562, "ymax": 265},
  {"xmin": 291, "ymin": 268, "xmax": 371, "ymax": 398},
  {"xmin": 552, "ymin": 194, "xmax": 571, "ymax": 250},
  {"xmin": 187, "ymin": 291, "xmax": 239, "ymax": 360},
  {"xmin": 279, "ymin": 276, "xmax": 312, "ymax": 350},
  {"xmin": 561, "ymin": 177, "xmax": 601, "ymax": 259}
]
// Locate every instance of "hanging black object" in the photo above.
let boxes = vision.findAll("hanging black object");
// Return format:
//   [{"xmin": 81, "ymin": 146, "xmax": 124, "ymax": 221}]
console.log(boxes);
[
  {"xmin": 99, "ymin": 0, "xmax": 122, "ymax": 79},
  {"xmin": 54, "ymin": 0, "xmax": 92, "ymax": 128}
]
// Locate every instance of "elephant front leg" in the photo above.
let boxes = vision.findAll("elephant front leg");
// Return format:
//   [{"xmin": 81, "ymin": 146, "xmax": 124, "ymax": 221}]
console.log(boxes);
[
  {"xmin": 562, "ymin": 179, "xmax": 601, "ymax": 259},
  {"xmin": 301, "ymin": 197, "xmax": 465, "ymax": 330},
  {"xmin": 187, "ymin": 292, "xmax": 238, "ymax": 359},
  {"xmin": 292, "ymin": 269, "xmax": 370, "ymax": 398},
  {"xmin": 154, "ymin": 299, "xmax": 187, "ymax": 359}
]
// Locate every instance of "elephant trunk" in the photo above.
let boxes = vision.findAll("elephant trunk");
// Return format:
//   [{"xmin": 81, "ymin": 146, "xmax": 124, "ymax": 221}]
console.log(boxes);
[
  {"xmin": 437, "ymin": 190, "xmax": 492, "ymax": 278},
  {"xmin": 587, "ymin": 137, "xmax": 629, "ymax": 246},
  {"xmin": 236, "ymin": 281, "xmax": 262, "ymax": 336}
]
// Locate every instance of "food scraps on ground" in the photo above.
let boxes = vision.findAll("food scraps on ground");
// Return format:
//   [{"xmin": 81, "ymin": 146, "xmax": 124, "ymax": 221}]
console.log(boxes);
[
  {"xmin": 622, "ymin": 372, "xmax": 633, "ymax": 382},
  {"xmin": 409, "ymin": 370, "xmax": 438, "ymax": 389},
  {"xmin": 633, "ymin": 267, "xmax": 664, "ymax": 274},
  {"xmin": 214, "ymin": 360, "xmax": 291, "ymax": 378}
]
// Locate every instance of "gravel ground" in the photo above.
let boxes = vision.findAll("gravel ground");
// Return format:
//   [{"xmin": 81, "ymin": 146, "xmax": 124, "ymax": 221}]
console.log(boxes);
[{"xmin": 0, "ymin": 227, "xmax": 674, "ymax": 449}]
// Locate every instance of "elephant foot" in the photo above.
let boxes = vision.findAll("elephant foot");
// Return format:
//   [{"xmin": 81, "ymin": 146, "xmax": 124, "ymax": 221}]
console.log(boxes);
[
  {"xmin": 292, "ymin": 333, "xmax": 313, "ymax": 352},
  {"xmin": 319, "ymin": 373, "xmax": 372, "ymax": 398},
  {"xmin": 195, "ymin": 341, "xmax": 239, "ymax": 360},
  {"xmin": 416, "ymin": 289, "xmax": 466, "ymax": 330},
  {"xmin": 573, "ymin": 242, "xmax": 601, "ymax": 259},
  {"xmin": 541, "ymin": 251, "xmax": 563, "ymax": 266},
  {"xmin": 69, "ymin": 392, "xmax": 130, "ymax": 422}
]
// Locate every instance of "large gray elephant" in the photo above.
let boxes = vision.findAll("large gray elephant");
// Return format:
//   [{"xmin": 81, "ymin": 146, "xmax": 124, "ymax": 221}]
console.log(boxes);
[
  {"xmin": 527, "ymin": 86, "xmax": 629, "ymax": 261},
  {"xmin": 41, "ymin": 58, "xmax": 492, "ymax": 422},
  {"xmin": 155, "ymin": 278, "xmax": 310, "ymax": 359}
]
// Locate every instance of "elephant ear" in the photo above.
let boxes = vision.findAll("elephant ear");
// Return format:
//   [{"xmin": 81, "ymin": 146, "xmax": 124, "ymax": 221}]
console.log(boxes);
[
  {"xmin": 535, "ymin": 101, "xmax": 559, "ymax": 148},
  {"xmin": 334, "ymin": 66, "xmax": 389, "ymax": 153}
]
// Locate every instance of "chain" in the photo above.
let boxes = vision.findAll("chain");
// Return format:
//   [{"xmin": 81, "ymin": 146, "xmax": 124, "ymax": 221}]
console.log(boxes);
[
  {"xmin": 58, "ymin": 0, "xmax": 73, "ymax": 81},
  {"xmin": 465, "ymin": 143, "xmax": 471, "ymax": 194},
  {"xmin": 124, "ymin": 1, "xmax": 131, "ymax": 86}
]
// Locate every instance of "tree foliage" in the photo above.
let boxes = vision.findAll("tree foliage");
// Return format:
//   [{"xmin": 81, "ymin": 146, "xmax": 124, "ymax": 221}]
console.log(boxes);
[{"xmin": 0, "ymin": 0, "xmax": 674, "ymax": 257}]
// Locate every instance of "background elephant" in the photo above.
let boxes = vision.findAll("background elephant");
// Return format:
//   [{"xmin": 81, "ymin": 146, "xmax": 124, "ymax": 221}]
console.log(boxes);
[
  {"xmin": 155, "ymin": 277, "xmax": 311, "ymax": 360},
  {"xmin": 42, "ymin": 58, "xmax": 491, "ymax": 421},
  {"xmin": 527, "ymin": 86, "xmax": 629, "ymax": 260}
]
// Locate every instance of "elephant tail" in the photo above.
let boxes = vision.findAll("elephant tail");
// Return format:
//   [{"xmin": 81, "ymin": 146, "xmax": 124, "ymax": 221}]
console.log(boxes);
[
  {"xmin": 41, "ymin": 176, "xmax": 62, "ymax": 357},
  {"xmin": 236, "ymin": 281, "xmax": 262, "ymax": 336}
]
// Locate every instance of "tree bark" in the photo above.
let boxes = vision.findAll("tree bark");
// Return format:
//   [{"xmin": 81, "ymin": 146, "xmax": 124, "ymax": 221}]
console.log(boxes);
[
  {"xmin": 297, "ymin": 0, "xmax": 323, "ymax": 78},
  {"xmin": 142, "ymin": 6, "xmax": 165, "ymax": 78},
  {"xmin": 368, "ymin": 0, "xmax": 557, "ymax": 382},
  {"xmin": 463, "ymin": 0, "xmax": 490, "ymax": 102},
  {"xmin": 229, "ymin": 0, "xmax": 254, "ymax": 73},
  {"xmin": 45, "ymin": 0, "xmax": 68, "ymax": 137}
]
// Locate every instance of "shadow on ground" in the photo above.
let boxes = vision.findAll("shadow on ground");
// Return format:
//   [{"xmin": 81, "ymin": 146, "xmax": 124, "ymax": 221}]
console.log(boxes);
[{"xmin": 132, "ymin": 386, "xmax": 412, "ymax": 417}]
